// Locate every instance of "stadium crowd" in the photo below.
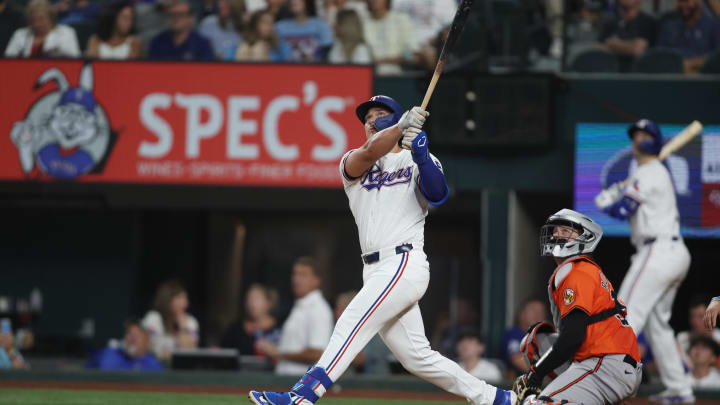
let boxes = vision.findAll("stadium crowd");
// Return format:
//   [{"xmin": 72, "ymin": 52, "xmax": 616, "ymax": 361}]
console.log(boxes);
[
  {"xmin": 4, "ymin": 255, "xmax": 719, "ymax": 391},
  {"xmin": 1, "ymin": 0, "xmax": 719, "ymax": 72}
]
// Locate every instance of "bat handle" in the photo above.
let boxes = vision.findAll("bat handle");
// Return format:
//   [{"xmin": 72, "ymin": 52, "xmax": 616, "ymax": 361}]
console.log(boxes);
[{"xmin": 420, "ymin": 61, "xmax": 444, "ymax": 110}]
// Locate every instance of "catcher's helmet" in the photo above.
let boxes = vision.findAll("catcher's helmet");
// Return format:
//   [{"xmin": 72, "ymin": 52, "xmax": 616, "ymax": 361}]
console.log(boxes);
[
  {"xmin": 628, "ymin": 119, "xmax": 662, "ymax": 155},
  {"xmin": 540, "ymin": 209, "xmax": 603, "ymax": 258},
  {"xmin": 355, "ymin": 95, "xmax": 403, "ymax": 130},
  {"xmin": 520, "ymin": 322, "xmax": 569, "ymax": 380}
]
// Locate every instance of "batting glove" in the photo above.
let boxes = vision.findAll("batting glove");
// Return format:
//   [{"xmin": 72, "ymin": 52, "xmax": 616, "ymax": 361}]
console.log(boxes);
[
  {"xmin": 594, "ymin": 182, "xmax": 623, "ymax": 210},
  {"xmin": 512, "ymin": 372, "xmax": 542, "ymax": 403},
  {"xmin": 397, "ymin": 107, "xmax": 429, "ymax": 132}
]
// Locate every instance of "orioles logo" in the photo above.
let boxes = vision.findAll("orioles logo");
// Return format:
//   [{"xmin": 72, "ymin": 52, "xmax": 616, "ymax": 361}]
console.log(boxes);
[{"xmin": 563, "ymin": 288, "xmax": 575, "ymax": 306}]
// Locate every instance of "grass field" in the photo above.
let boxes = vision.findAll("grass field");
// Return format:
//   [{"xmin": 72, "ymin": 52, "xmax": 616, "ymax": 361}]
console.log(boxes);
[{"xmin": 0, "ymin": 388, "xmax": 463, "ymax": 405}]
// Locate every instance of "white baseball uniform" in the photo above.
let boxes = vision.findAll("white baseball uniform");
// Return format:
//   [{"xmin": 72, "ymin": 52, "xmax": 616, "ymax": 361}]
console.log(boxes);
[
  {"xmin": 310, "ymin": 148, "xmax": 499, "ymax": 405},
  {"xmin": 616, "ymin": 159, "xmax": 693, "ymax": 393}
]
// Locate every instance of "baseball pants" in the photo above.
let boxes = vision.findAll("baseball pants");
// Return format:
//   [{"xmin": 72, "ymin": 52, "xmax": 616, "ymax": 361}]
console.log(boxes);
[
  {"xmin": 316, "ymin": 248, "xmax": 498, "ymax": 405},
  {"xmin": 617, "ymin": 239, "xmax": 692, "ymax": 393},
  {"xmin": 534, "ymin": 354, "xmax": 642, "ymax": 405}
]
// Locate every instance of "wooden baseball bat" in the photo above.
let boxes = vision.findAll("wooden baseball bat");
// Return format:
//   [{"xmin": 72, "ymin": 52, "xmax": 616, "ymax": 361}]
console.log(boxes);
[
  {"xmin": 619, "ymin": 120, "xmax": 703, "ymax": 187},
  {"xmin": 420, "ymin": 0, "xmax": 475, "ymax": 110}
]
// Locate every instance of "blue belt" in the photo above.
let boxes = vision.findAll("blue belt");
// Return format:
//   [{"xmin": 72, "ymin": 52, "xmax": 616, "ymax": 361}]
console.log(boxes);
[{"xmin": 362, "ymin": 243, "xmax": 413, "ymax": 265}]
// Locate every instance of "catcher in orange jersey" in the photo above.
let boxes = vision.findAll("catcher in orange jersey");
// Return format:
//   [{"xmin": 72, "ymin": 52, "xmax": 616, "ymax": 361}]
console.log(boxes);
[{"xmin": 512, "ymin": 209, "xmax": 642, "ymax": 405}]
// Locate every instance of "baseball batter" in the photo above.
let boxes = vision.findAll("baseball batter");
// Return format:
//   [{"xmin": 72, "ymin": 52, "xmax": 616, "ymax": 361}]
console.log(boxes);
[
  {"xmin": 513, "ymin": 209, "xmax": 642, "ymax": 405},
  {"xmin": 595, "ymin": 119, "xmax": 693, "ymax": 404},
  {"xmin": 249, "ymin": 96, "xmax": 516, "ymax": 405}
]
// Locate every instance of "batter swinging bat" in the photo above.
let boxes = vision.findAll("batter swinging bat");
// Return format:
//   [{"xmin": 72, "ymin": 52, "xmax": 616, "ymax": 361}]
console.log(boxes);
[
  {"xmin": 420, "ymin": 0, "xmax": 475, "ymax": 110},
  {"xmin": 620, "ymin": 120, "xmax": 703, "ymax": 187}
]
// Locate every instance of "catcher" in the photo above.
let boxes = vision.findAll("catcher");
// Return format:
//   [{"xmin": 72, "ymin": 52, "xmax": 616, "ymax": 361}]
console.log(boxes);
[{"xmin": 513, "ymin": 209, "xmax": 642, "ymax": 405}]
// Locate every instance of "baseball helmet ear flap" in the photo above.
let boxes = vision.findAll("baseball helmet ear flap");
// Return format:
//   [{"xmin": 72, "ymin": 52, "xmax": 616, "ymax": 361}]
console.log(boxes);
[{"xmin": 628, "ymin": 119, "xmax": 663, "ymax": 155}]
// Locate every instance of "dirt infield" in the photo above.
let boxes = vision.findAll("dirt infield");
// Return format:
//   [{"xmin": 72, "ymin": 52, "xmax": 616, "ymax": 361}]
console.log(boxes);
[{"xmin": 1, "ymin": 380, "xmax": 718, "ymax": 404}]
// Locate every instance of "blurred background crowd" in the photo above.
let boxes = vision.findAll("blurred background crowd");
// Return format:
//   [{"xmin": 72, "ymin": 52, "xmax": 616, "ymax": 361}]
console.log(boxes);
[
  {"xmin": 1, "ymin": 0, "xmax": 720, "ymax": 73},
  {"xmin": 3, "ymin": 256, "xmax": 720, "ymax": 390}
]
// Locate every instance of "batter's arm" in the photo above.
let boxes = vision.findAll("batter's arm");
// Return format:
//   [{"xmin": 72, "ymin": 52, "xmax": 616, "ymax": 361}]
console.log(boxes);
[
  {"xmin": 345, "ymin": 108, "xmax": 428, "ymax": 178},
  {"xmin": 344, "ymin": 126, "xmax": 404, "ymax": 178}
]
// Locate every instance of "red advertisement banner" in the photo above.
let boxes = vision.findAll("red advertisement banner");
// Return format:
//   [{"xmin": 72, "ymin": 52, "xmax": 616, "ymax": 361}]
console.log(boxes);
[{"xmin": 0, "ymin": 60, "xmax": 372, "ymax": 188}]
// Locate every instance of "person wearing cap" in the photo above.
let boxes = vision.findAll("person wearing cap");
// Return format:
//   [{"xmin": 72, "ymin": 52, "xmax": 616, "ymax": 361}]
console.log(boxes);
[
  {"xmin": 595, "ymin": 119, "xmax": 694, "ymax": 405},
  {"xmin": 248, "ymin": 96, "xmax": 516, "ymax": 405}
]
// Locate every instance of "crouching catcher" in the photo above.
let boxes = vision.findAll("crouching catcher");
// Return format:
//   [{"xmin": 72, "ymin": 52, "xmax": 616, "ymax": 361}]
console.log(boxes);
[{"xmin": 513, "ymin": 209, "xmax": 642, "ymax": 405}]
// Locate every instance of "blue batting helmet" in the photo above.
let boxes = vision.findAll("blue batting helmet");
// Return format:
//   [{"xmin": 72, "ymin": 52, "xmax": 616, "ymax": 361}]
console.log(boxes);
[
  {"xmin": 628, "ymin": 119, "xmax": 662, "ymax": 155},
  {"xmin": 58, "ymin": 88, "xmax": 97, "ymax": 113},
  {"xmin": 355, "ymin": 95, "xmax": 403, "ymax": 130}
]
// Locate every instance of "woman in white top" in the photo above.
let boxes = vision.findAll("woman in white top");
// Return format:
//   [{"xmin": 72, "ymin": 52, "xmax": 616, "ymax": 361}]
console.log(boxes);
[
  {"xmin": 328, "ymin": 8, "xmax": 371, "ymax": 64},
  {"xmin": 86, "ymin": 1, "xmax": 140, "ymax": 59},
  {"xmin": 141, "ymin": 279, "xmax": 199, "ymax": 361},
  {"xmin": 4, "ymin": 0, "xmax": 80, "ymax": 58}
]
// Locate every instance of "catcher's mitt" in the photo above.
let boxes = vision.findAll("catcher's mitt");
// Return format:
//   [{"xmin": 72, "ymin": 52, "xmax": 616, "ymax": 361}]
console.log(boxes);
[{"xmin": 512, "ymin": 373, "xmax": 542, "ymax": 403}]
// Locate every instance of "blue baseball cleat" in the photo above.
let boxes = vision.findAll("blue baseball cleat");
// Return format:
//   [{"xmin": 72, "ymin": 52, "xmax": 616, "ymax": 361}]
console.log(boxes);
[{"xmin": 248, "ymin": 391, "xmax": 311, "ymax": 405}]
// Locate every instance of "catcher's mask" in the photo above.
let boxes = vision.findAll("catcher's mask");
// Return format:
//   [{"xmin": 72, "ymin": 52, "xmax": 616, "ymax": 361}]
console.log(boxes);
[{"xmin": 539, "ymin": 208, "xmax": 602, "ymax": 258}]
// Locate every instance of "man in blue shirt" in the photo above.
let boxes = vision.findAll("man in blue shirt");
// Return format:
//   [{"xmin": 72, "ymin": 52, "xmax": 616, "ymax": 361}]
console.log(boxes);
[
  {"xmin": 149, "ymin": 0, "xmax": 214, "ymax": 61},
  {"xmin": 275, "ymin": 0, "xmax": 333, "ymax": 62},
  {"xmin": 657, "ymin": 0, "xmax": 720, "ymax": 73},
  {"xmin": 89, "ymin": 320, "xmax": 163, "ymax": 371}
]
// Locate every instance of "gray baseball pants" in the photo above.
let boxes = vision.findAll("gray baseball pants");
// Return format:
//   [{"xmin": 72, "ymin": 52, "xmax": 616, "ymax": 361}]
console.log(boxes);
[{"xmin": 536, "ymin": 354, "xmax": 642, "ymax": 405}]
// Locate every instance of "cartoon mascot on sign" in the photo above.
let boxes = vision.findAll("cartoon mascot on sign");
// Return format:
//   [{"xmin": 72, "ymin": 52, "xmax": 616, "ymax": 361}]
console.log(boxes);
[{"xmin": 10, "ymin": 63, "xmax": 116, "ymax": 179}]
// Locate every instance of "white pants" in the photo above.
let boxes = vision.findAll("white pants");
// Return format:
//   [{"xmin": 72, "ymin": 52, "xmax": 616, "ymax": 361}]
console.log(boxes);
[
  {"xmin": 617, "ymin": 239, "xmax": 692, "ymax": 393},
  {"xmin": 316, "ymin": 248, "xmax": 498, "ymax": 405}
]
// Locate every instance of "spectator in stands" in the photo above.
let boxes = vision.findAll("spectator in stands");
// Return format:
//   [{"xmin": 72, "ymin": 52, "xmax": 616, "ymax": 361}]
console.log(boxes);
[
  {"xmin": 0, "ymin": 320, "xmax": 25, "ymax": 369},
  {"xmin": 220, "ymin": 283, "xmax": 281, "ymax": 355},
  {"xmin": 148, "ymin": 0, "xmax": 214, "ymax": 60},
  {"xmin": 678, "ymin": 295, "xmax": 720, "ymax": 369},
  {"xmin": 88, "ymin": 319, "xmax": 163, "ymax": 371},
  {"xmin": 275, "ymin": 0, "xmax": 333, "ymax": 62},
  {"xmin": 55, "ymin": 0, "xmax": 100, "ymax": 25},
  {"xmin": 142, "ymin": 279, "xmax": 199, "ymax": 361},
  {"xmin": 500, "ymin": 298, "xmax": 548, "ymax": 377},
  {"xmin": 319, "ymin": 0, "xmax": 368, "ymax": 27},
  {"xmin": 199, "ymin": 0, "xmax": 246, "ymax": 60},
  {"xmin": 267, "ymin": 0, "xmax": 294, "ymax": 21},
  {"xmin": 431, "ymin": 298, "xmax": 478, "ymax": 358},
  {"xmin": 328, "ymin": 9, "xmax": 371, "ymax": 63},
  {"xmin": 455, "ymin": 329, "xmax": 503, "ymax": 383},
  {"xmin": 5, "ymin": 0, "xmax": 80, "ymax": 58},
  {"xmin": 86, "ymin": 2, "xmax": 141, "ymax": 59},
  {"xmin": 254, "ymin": 257, "xmax": 334, "ymax": 376},
  {"xmin": 135, "ymin": 0, "xmax": 170, "ymax": 56},
  {"xmin": 391, "ymin": 0, "xmax": 455, "ymax": 63},
  {"xmin": 594, "ymin": 0, "xmax": 656, "ymax": 72},
  {"xmin": 657, "ymin": 0, "xmax": 720, "ymax": 74},
  {"xmin": 0, "ymin": 0, "xmax": 26, "ymax": 57},
  {"xmin": 235, "ymin": 9, "xmax": 292, "ymax": 61},
  {"xmin": 362, "ymin": 0, "xmax": 418, "ymax": 74},
  {"xmin": 689, "ymin": 335, "xmax": 720, "ymax": 388}
]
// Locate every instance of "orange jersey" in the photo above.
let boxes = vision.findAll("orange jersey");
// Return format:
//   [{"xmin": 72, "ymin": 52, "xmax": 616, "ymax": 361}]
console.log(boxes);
[{"xmin": 548, "ymin": 255, "xmax": 641, "ymax": 362}]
